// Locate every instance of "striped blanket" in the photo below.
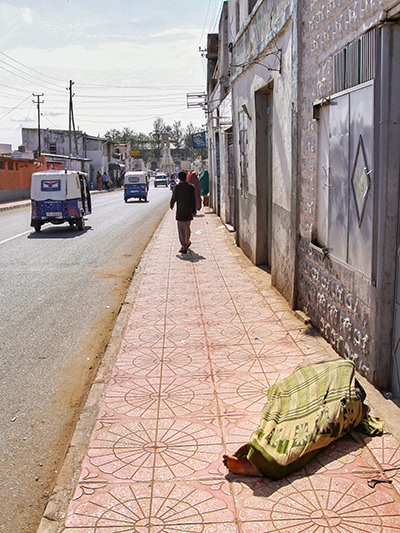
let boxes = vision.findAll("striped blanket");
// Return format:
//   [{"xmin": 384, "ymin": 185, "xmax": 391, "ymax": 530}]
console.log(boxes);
[{"xmin": 234, "ymin": 360, "xmax": 382, "ymax": 480}]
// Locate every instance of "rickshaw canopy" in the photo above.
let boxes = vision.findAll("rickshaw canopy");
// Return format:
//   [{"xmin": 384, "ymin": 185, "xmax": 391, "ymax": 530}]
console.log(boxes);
[{"xmin": 31, "ymin": 170, "xmax": 88, "ymax": 201}]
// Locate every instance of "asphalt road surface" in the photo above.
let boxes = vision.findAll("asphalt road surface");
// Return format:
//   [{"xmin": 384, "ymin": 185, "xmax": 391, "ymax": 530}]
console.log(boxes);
[{"xmin": 0, "ymin": 185, "xmax": 170, "ymax": 532}]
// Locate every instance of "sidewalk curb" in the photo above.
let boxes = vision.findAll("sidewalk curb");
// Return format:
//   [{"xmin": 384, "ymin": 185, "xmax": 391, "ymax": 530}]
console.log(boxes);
[
  {"xmin": 36, "ymin": 210, "xmax": 165, "ymax": 533},
  {"xmin": 0, "ymin": 189, "xmax": 107, "ymax": 213},
  {"xmin": 0, "ymin": 200, "xmax": 30, "ymax": 212}
]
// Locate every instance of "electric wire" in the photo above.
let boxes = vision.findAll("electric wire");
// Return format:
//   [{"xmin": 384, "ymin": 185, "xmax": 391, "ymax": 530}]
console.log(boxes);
[
  {"xmin": 199, "ymin": 0, "xmax": 213, "ymax": 47},
  {"xmin": 0, "ymin": 60, "xmax": 64, "ymax": 92},
  {"xmin": 0, "ymin": 95, "xmax": 32, "ymax": 123},
  {"xmin": 0, "ymin": 50, "xmax": 65, "ymax": 84},
  {"xmin": 0, "ymin": 35, "xmax": 207, "ymax": 138}
]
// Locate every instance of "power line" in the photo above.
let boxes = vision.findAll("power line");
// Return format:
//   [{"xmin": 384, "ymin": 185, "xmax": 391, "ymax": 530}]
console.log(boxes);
[
  {"xmin": 0, "ymin": 50, "xmax": 65, "ymax": 84},
  {"xmin": 199, "ymin": 0, "xmax": 214, "ymax": 46},
  {"xmin": 0, "ymin": 95, "xmax": 32, "ymax": 123},
  {"xmin": 210, "ymin": 1, "xmax": 225, "ymax": 33},
  {"xmin": 0, "ymin": 60, "xmax": 63, "ymax": 91}
]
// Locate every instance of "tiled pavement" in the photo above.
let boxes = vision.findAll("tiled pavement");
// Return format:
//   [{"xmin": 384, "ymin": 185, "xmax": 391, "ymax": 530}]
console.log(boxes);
[{"xmin": 44, "ymin": 208, "xmax": 400, "ymax": 532}]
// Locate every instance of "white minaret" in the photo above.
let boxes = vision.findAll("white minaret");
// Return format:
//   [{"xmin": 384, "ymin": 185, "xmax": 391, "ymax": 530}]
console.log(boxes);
[{"xmin": 160, "ymin": 130, "xmax": 174, "ymax": 175}]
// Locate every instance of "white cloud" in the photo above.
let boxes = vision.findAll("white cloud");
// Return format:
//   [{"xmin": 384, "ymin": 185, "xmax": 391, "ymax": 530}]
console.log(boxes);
[
  {"xmin": 151, "ymin": 28, "xmax": 198, "ymax": 39},
  {"xmin": 20, "ymin": 7, "xmax": 33, "ymax": 23}
]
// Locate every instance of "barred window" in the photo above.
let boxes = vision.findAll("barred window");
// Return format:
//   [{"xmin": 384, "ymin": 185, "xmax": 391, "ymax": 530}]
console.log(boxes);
[{"xmin": 333, "ymin": 28, "xmax": 376, "ymax": 93}]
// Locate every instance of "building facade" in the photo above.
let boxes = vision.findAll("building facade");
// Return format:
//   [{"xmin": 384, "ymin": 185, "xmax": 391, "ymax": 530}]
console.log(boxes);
[
  {"xmin": 207, "ymin": 0, "xmax": 400, "ymax": 395},
  {"xmin": 0, "ymin": 144, "xmax": 46, "ymax": 202},
  {"xmin": 21, "ymin": 128, "xmax": 122, "ymax": 187},
  {"xmin": 296, "ymin": 1, "xmax": 400, "ymax": 394}
]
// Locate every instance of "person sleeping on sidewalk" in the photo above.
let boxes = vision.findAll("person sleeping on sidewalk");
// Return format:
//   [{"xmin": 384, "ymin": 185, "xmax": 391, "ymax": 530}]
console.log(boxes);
[{"xmin": 223, "ymin": 359, "xmax": 383, "ymax": 480}]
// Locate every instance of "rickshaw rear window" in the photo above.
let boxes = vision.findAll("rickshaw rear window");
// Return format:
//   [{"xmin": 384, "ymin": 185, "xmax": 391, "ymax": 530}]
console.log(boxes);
[
  {"xmin": 128, "ymin": 177, "xmax": 139, "ymax": 183},
  {"xmin": 41, "ymin": 179, "xmax": 61, "ymax": 191}
]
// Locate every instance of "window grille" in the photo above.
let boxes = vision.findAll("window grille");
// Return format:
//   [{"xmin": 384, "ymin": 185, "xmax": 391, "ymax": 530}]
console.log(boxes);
[
  {"xmin": 333, "ymin": 28, "xmax": 376, "ymax": 93},
  {"xmin": 360, "ymin": 29, "xmax": 376, "ymax": 83}
]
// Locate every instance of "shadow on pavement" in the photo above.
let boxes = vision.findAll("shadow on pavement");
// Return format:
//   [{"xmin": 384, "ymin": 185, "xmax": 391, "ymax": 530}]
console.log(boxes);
[
  {"xmin": 176, "ymin": 249, "xmax": 206, "ymax": 262},
  {"xmin": 27, "ymin": 225, "xmax": 93, "ymax": 239}
]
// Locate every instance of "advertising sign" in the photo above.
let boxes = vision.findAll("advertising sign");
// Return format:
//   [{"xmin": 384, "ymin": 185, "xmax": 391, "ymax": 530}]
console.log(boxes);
[
  {"xmin": 192, "ymin": 131, "xmax": 207, "ymax": 149},
  {"xmin": 41, "ymin": 179, "xmax": 61, "ymax": 192}
]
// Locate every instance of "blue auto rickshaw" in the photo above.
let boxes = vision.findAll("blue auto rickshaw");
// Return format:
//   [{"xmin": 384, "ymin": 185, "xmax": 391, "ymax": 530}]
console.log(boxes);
[
  {"xmin": 30, "ymin": 170, "xmax": 92, "ymax": 232},
  {"xmin": 124, "ymin": 171, "xmax": 149, "ymax": 202}
]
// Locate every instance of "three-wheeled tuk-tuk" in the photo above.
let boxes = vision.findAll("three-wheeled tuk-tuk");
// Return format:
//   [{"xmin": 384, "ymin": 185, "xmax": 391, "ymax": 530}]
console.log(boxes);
[
  {"xmin": 30, "ymin": 170, "xmax": 92, "ymax": 232},
  {"xmin": 124, "ymin": 171, "xmax": 149, "ymax": 202}
]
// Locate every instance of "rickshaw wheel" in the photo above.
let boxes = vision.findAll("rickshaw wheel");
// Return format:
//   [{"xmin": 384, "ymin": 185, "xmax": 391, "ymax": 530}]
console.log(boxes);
[
  {"xmin": 33, "ymin": 222, "xmax": 41, "ymax": 232},
  {"xmin": 76, "ymin": 217, "xmax": 85, "ymax": 231}
]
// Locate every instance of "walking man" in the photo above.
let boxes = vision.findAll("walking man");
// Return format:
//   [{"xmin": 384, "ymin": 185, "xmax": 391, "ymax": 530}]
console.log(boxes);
[{"xmin": 170, "ymin": 170, "xmax": 196, "ymax": 254}]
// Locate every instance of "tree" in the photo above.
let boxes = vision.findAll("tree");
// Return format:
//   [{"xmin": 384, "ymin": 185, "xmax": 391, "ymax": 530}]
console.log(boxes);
[
  {"xmin": 103, "ymin": 120, "xmax": 206, "ymax": 164},
  {"xmin": 104, "ymin": 128, "xmax": 122, "ymax": 142},
  {"xmin": 150, "ymin": 118, "xmax": 166, "ymax": 159},
  {"xmin": 183, "ymin": 122, "xmax": 198, "ymax": 159},
  {"xmin": 170, "ymin": 120, "xmax": 184, "ymax": 150},
  {"xmin": 120, "ymin": 127, "xmax": 135, "ymax": 142}
]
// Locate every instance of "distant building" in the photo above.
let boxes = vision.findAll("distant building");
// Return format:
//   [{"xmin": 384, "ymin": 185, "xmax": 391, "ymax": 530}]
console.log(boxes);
[
  {"xmin": 21, "ymin": 128, "xmax": 123, "ymax": 187},
  {"xmin": 0, "ymin": 144, "xmax": 46, "ymax": 202}
]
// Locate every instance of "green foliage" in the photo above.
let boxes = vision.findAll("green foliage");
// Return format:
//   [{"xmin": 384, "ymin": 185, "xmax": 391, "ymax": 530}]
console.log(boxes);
[{"xmin": 104, "ymin": 119, "xmax": 206, "ymax": 163}]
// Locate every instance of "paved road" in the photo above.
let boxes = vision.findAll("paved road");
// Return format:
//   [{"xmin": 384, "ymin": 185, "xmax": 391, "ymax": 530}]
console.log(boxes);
[{"xmin": 0, "ymin": 186, "xmax": 170, "ymax": 532}]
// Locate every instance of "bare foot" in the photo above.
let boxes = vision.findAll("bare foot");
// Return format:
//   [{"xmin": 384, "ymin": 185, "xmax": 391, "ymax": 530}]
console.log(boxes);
[{"xmin": 223, "ymin": 454, "xmax": 262, "ymax": 476}]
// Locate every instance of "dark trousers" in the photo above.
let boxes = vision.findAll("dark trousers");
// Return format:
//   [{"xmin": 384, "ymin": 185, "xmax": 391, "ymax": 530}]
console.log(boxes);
[{"xmin": 177, "ymin": 220, "xmax": 191, "ymax": 250}]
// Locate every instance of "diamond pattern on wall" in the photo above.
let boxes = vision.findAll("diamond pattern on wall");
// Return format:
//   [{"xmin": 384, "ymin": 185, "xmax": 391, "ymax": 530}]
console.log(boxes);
[{"xmin": 351, "ymin": 134, "xmax": 371, "ymax": 227}]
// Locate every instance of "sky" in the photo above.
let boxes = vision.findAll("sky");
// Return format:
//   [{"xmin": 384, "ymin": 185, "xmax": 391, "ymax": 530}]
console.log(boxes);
[{"xmin": 0, "ymin": 0, "xmax": 224, "ymax": 149}]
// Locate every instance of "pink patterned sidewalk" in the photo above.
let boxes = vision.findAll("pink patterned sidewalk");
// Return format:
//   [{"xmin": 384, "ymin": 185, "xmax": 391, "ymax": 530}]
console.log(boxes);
[{"xmin": 61, "ymin": 209, "xmax": 400, "ymax": 532}]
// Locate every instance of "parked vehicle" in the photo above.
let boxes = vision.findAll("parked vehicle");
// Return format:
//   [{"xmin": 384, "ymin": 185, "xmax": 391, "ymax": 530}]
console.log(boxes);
[
  {"xmin": 154, "ymin": 173, "xmax": 168, "ymax": 187},
  {"xmin": 30, "ymin": 170, "xmax": 91, "ymax": 232},
  {"xmin": 124, "ymin": 171, "xmax": 149, "ymax": 202}
]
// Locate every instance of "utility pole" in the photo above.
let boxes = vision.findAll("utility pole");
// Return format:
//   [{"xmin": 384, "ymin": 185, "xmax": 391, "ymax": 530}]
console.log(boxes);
[
  {"xmin": 32, "ymin": 93, "xmax": 44, "ymax": 156},
  {"xmin": 67, "ymin": 80, "xmax": 79, "ymax": 155}
]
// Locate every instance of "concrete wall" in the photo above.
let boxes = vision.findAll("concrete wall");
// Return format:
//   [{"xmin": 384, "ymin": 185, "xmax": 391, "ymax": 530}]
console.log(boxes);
[
  {"xmin": 296, "ymin": 0, "xmax": 400, "ymax": 389},
  {"xmin": 0, "ymin": 188, "xmax": 30, "ymax": 202},
  {"xmin": 230, "ymin": 0, "xmax": 296, "ymax": 302}
]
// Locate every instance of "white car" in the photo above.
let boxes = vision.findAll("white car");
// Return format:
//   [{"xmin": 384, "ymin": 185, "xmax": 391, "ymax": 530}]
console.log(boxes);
[{"xmin": 154, "ymin": 173, "xmax": 168, "ymax": 187}]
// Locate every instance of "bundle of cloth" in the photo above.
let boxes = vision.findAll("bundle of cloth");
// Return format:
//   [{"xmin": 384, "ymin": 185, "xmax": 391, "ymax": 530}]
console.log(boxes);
[{"xmin": 225, "ymin": 359, "xmax": 382, "ymax": 480}]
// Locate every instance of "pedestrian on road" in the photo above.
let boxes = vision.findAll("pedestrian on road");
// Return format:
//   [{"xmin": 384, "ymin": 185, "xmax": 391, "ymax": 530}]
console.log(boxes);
[
  {"xmin": 96, "ymin": 171, "xmax": 102, "ymax": 190},
  {"xmin": 102, "ymin": 171, "xmax": 110, "ymax": 191},
  {"xmin": 187, "ymin": 170, "xmax": 202, "ymax": 212},
  {"xmin": 170, "ymin": 170, "xmax": 196, "ymax": 254}
]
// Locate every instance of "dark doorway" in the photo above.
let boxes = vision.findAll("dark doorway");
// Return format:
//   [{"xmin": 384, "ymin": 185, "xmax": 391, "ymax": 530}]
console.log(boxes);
[{"xmin": 255, "ymin": 87, "xmax": 273, "ymax": 269}]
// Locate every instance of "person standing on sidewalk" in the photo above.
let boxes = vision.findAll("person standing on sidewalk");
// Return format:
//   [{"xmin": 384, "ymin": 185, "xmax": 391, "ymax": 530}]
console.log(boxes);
[
  {"xmin": 170, "ymin": 170, "xmax": 196, "ymax": 254},
  {"xmin": 102, "ymin": 171, "xmax": 110, "ymax": 190},
  {"xmin": 187, "ymin": 170, "xmax": 202, "ymax": 212}
]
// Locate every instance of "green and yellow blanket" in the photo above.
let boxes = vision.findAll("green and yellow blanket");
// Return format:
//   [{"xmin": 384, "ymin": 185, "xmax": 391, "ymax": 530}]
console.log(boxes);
[{"xmin": 234, "ymin": 360, "xmax": 382, "ymax": 480}]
